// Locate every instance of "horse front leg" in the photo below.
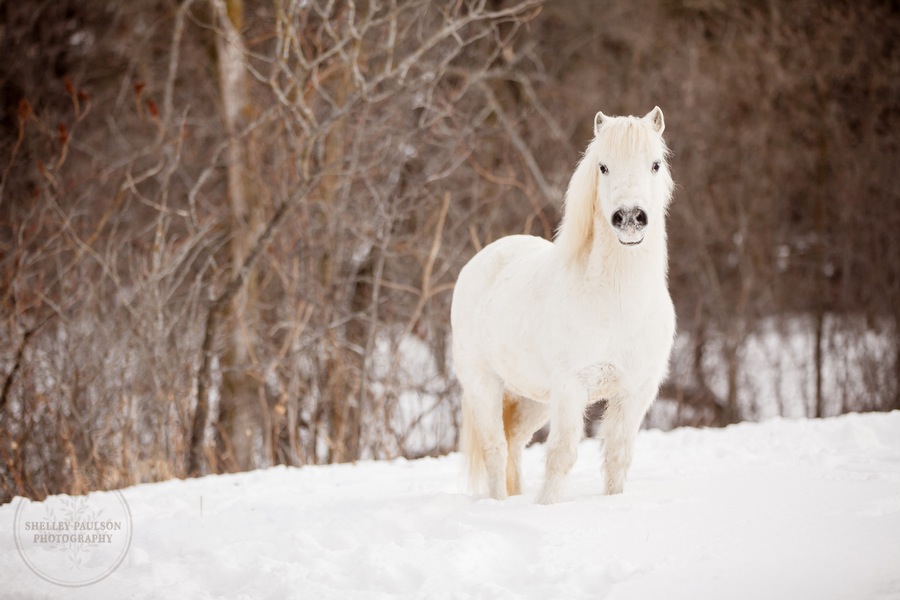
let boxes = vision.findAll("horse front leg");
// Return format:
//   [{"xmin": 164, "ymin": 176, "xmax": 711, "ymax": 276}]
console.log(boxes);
[
  {"xmin": 537, "ymin": 379, "xmax": 585, "ymax": 505},
  {"xmin": 600, "ymin": 388, "xmax": 655, "ymax": 495}
]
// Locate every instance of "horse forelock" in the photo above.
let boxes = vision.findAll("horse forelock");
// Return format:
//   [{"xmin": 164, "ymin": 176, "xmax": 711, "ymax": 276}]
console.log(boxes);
[{"xmin": 596, "ymin": 116, "xmax": 670, "ymax": 164}]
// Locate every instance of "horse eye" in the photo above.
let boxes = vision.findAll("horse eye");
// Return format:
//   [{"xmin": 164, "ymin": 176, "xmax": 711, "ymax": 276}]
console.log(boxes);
[
  {"xmin": 651, "ymin": 161, "xmax": 661, "ymax": 173},
  {"xmin": 599, "ymin": 163, "xmax": 609, "ymax": 175}
]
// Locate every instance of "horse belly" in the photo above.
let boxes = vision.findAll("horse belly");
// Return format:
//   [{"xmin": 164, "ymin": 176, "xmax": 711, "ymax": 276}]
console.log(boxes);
[{"xmin": 491, "ymin": 334, "xmax": 552, "ymax": 403}]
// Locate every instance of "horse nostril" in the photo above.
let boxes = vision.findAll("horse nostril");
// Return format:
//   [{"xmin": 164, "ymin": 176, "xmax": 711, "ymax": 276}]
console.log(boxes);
[
  {"xmin": 611, "ymin": 210, "xmax": 625, "ymax": 228},
  {"xmin": 635, "ymin": 209, "xmax": 648, "ymax": 228}
]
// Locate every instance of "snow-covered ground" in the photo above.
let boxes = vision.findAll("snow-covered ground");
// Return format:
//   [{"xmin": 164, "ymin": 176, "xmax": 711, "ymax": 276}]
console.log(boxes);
[{"xmin": 2, "ymin": 411, "xmax": 899, "ymax": 599}]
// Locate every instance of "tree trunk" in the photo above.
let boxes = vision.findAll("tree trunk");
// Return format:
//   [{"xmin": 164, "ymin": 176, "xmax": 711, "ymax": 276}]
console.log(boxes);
[
  {"xmin": 317, "ymin": 7, "xmax": 367, "ymax": 464},
  {"xmin": 212, "ymin": 0, "xmax": 262, "ymax": 471}
]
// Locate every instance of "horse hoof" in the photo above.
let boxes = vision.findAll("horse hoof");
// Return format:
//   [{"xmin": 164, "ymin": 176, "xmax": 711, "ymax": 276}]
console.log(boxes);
[
  {"xmin": 536, "ymin": 487, "xmax": 560, "ymax": 505},
  {"xmin": 605, "ymin": 484, "xmax": 624, "ymax": 495}
]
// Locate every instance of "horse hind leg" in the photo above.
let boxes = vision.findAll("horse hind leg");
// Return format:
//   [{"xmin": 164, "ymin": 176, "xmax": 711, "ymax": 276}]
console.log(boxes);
[
  {"xmin": 503, "ymin": 396, "xmax": 550, "ymax": 496},
  {"xmin": 460, "ymin": 374, "xmax": 508, "ymax": 499}
]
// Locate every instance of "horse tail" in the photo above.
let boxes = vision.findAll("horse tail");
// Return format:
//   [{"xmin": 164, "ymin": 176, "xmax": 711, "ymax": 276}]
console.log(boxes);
[{"xmin": 460, "ymin": 393, "xmax": 486, "ymax": 494}]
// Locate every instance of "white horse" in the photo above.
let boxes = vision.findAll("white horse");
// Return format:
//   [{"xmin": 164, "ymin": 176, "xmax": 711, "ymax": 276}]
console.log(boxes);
[{"xmin": 451, "ymin": 107, "xmax": 675, "ymax": 504}]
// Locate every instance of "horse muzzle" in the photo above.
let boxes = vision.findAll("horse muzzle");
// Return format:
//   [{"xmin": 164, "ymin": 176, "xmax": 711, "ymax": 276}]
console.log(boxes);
[{"xmin": 611, "ymin": 207, "xmax": 647, "ymax": 246}]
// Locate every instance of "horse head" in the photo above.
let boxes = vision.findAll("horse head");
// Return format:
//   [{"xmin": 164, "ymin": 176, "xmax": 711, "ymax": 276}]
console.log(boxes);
[
  {"xmin": 592, "ymin": 107, "xmax": 673, "ymax": 246},
  {"xmin": 555, "ymin": 107, "xmax": 674, "ymax": 261}
]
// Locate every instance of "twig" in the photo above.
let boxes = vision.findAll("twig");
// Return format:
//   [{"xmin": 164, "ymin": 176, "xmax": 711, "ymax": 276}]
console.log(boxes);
[
  {"xmin": 163, "ymin": 0, "xmax": 196, "ymax": 126},
  {"xmin": 0, "ymin": 314, "xmax": 55, "ymax": 415},
  {"xmin": 480, "ymin": 83, "xmax": 558, "ymax": 204}
]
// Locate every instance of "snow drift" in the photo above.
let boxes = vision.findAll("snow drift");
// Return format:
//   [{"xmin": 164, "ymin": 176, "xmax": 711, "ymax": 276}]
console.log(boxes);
[{"xmin": 1, "ymin": 411, "xmax": 899, "ymax": 599}]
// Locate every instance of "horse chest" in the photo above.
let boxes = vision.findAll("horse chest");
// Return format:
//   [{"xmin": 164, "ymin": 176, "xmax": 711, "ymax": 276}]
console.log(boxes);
[{"xmin": 552, "ymin": 285, "xmax": 674, "ymax": 379}]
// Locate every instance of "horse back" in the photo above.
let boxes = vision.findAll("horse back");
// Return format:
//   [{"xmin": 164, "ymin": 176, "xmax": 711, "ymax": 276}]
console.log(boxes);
[{"xmin": 453, "ymin": 235, "xmax": 553, "ymax": 310}]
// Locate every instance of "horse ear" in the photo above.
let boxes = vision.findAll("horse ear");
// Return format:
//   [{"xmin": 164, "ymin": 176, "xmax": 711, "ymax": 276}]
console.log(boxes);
[
  {"xmin": 644, "ymin": 106, "xmax": 665, "ymax": 134},
  {"xmin": 594, "ymin": 111, "xmax": 610, "ymax": 135}
]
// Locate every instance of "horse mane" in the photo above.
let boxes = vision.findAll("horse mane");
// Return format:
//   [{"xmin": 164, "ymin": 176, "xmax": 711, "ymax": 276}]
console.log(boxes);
[
  {"xmin": 554, "ymin": 140, "xmax": 601, "ymax": 263},
  {"xmin": 554, "ymin": 116, "xmax": 673, "ymax": 263}
]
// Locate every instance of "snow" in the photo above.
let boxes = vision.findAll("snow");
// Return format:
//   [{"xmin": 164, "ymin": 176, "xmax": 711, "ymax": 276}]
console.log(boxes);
[{"xmin": 2, "ymin": 411, "xmax": 899, "ymax": 599}]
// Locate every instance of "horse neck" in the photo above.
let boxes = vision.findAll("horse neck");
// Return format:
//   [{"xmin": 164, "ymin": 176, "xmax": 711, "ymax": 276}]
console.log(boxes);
[{"xmin": 582, "ymin": 220, "xmax": 668, "ymax": 289}]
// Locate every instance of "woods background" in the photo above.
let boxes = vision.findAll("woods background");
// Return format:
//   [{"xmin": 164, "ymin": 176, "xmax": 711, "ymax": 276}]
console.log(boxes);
[{"xmin": 1, "ymin": 0, "xmax": 897, "ymax": 502}]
